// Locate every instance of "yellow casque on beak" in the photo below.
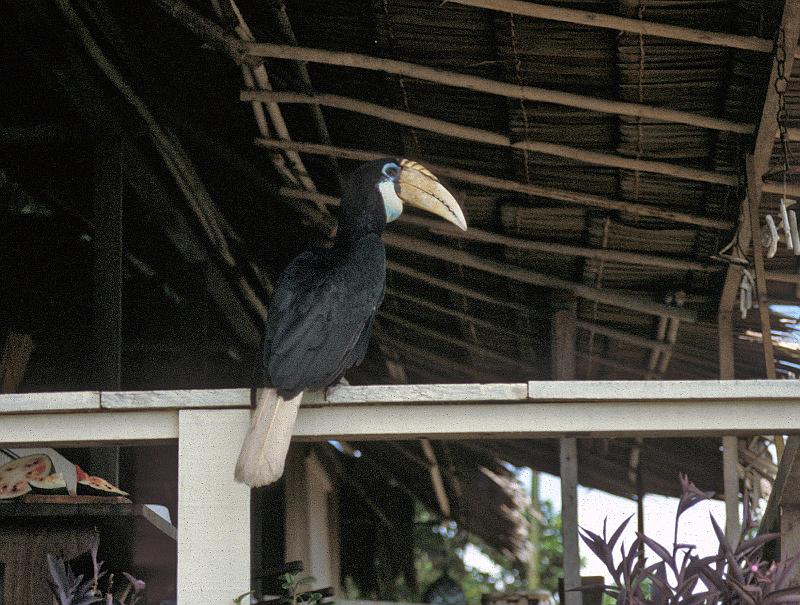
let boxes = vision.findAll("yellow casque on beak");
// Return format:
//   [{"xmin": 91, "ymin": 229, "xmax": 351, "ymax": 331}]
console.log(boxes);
[{"xmin": 396, "ymin": 160, "xmax": 467, "ymax": 231}]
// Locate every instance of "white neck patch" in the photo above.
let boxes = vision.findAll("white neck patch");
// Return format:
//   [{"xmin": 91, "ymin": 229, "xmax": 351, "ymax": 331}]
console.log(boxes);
[{"xmin": 378, "ymin": 181, "xmax": 404, "ymax": 223}]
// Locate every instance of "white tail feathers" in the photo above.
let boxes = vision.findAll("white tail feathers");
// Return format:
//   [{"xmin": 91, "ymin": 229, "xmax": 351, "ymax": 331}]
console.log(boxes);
[{"xmin": 234, "ymin": 389, "xmax": 303, "ymax": 487}]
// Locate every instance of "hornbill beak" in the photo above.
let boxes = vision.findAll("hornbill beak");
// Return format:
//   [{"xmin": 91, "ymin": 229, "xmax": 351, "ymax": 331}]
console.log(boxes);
[{"xmin": 395, "ymin": 160, "xmax": 468, "ymax": 231}]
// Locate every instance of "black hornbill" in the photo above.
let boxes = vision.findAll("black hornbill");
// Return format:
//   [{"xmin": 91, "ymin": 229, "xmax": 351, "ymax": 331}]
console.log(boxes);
[{"xmin": 235, "ymin": 159, "xmax": 467, "ymax": 486}]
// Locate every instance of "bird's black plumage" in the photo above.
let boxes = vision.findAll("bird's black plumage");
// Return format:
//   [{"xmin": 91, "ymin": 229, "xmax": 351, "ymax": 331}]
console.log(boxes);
[{"xmin": 262, "ymin": 160, "xmax": 392, "ymax": 398}]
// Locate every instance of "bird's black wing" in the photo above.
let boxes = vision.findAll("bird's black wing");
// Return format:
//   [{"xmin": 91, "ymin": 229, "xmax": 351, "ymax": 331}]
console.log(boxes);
[{"xmin": 263, "ymin": 234, "xmax": 386, "ymax": 396}]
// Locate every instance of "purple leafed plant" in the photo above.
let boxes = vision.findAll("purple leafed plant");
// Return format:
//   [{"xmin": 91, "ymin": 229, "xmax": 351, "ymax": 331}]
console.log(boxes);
[
  {"xmin": 47, "ymin": 533, "xmax": 146, "ymax": 605},
  {"xmin": 577, "ymin": 474, "xmax": 800, "ymax": 605}
]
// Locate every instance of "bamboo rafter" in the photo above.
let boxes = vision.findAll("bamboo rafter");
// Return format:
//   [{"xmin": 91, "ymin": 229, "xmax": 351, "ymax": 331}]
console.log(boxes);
[
  {"xmin": 255, "ymin": 138, "xmax": 735, "ymax": 229},
  {"xmin": 243, "ymin": 43, "xmax": 753, "ymax": 134},
  {"xmin": 448, "ymin": 0, "xmax": 784, "ymax": 56},
  {"xmin": 384, "ymin": 232, "xmax": 697, "ymax": 321},
  {"xmin": 242, "ymin": 90, "xmax": 738, "ymax": 187}
]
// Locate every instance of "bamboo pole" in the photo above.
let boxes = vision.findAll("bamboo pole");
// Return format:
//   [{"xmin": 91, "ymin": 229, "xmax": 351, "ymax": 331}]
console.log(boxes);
[
  {"xmin": 387, "ymin": 265, "xmax": 670, "ymax": 353},
  {"xmin": 387, "ymin": 260, "xmax": 541, "ymax": 315},
  {"xmin": 255, "ymin": 138, "xmax": 735, "ymax": 230},
  {"xmin": 385, "ymin": 287, "xmax": 544, "ymax": 342},
  {"xmin": 384, "ymin": 232, "xmax": 697, "ymax": 321},
  {"xmin": 379, "ymin": 311, "xmax": 539, "ymax": 372},
  {"xmin": 243, "ymin": 43, "xmax": 753, "ymax": 134},
  {"xmin": 575, "ymin": 320, "xmax": 671, "ymax": 354},
  {"xmin": 448, "ymin": 0, "xmax": 777, "ymax": 55},
  {"xmin": 401, "ymin": 213, "xmax": 714, "ymax": 272},
  {"xmin": 244, "ymin": 90, "xmax": 737, "ymax": 187}
]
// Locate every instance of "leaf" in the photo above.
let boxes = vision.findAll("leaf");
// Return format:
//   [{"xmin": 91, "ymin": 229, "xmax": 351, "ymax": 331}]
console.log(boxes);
[
  {"xmin": 709, "ymin": 513, "xmax": 744, "ymax": 583},
  {"xmin": 608, "ymin": 515, "xmax": 633, "ymax": 552},
  {"xmin": 729, "ymin": 578, "xmax": 760, "ymax": 605},
  {"xmin": 676, "ymin": 474, "xmax": 714, "ymax": 523},
  {"xmin": 737, "ymin": 533, "xmax": 780, "ymax": 557},
  {"xmin": 637, "ymin": 532, "xmax": 675, "ymax": 572}
]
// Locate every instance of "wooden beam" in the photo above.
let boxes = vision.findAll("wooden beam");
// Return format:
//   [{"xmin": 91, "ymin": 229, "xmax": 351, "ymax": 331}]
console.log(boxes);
[
  {"xmin": 550, "ymin": 295, "xmax": 581, "ymax": 604},
  {"xmin": 387, "ymin": 261, "xmax": 541, "ymax": 315},
  {"xmin": 245, "ymin": 90, "xmax": 738, "ymax": 187},
  {"xmin": 401, "ymin": 214, "xmax": 714, "ymax": 272},
  {"xmin": 577, "ymin": 320, "xmax": 670, "ymax": 354},
  {"xmin": 5, "ymin": 381, "xmax": 800, "ymax": 439},
  {"xmin": 759, "ymin": 435, "xmax": 800, "ymax": 534},
  {"xmin": 385, "ymin": 288, "xmax": 543, "ymax": 341},
  {"xmin": 255, "ymin": 138, "xmax": 734, "ymax": 230},
  {"xmin": 93, "ymin": 136, "xmax": 123, "ymax": 390},
  {"xmin": 421, "ymin": 439, "xmax": 451, "ymax": 518},
  {"xmin": 388, "ymin": 269, "xmax": 671, "ymax": 354},
  {"xmin": 379, "ymin": 310, "xmax": 540, "ymax": 372},
  {"xmin": 746, "ymin": 156, "xmax": 777, "ymax": 380},
  {"xmin": 243, "ymin": 44, "xmax": 752, "ymax": 134},
  {"xmin": 385, "ymin": 232, "xmax": 697, "ymax": 321},
  {"xmin": 449, "ymin": 0, "xmax": 776, "ymax": 55}
]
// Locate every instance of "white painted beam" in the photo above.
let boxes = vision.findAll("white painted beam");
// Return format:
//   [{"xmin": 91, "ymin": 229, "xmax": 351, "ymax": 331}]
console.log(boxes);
[
  {"xmin": 0, "ymin": 411, "xmax": 177, "ymax": 446},
  {"xmin": 292, "ymin": 399, "xmax": 800, "ymax": 440},
  {"xmin": 3, "ymin": 382, "xmax": 800, "ymax": 442},
  {"xmin": 177, "ymin": 409, "xmax": 251, "ymax": 603},
  {"xmin": 0, "ymin": 391, "xmax": 100, "ymax": 414}
]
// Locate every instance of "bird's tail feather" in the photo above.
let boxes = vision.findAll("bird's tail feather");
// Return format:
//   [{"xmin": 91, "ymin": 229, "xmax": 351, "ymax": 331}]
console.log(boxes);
[{"xmin": 234, "ymin": 389, "xmax": 302, "ymax": 487}]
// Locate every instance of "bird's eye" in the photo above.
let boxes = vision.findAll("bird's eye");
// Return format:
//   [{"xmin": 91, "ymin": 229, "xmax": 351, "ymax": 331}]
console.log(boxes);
[{"xmin": 382, "ymin": 162, "xmax": 400, "ymax": 179}]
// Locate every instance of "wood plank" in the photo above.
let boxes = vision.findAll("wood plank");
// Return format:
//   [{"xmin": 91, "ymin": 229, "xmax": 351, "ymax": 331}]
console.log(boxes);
[
  {"xmin": 0, "ymin": 411, "xmax": 177, "ymax": 446},
  {"xmin": 293, "ymin": 399, "xmax": 800, "ymax": 440},
  {"xmin": 177, "ymin": 409, "xmax": 250, "ymax": 602},
  {"xmin": 322, "ymin": 383, "xmax": 528, "ymax": 404},
  {"xmin": 0, "ymin": 391, "xmax": 100, "ymax": 414},
  {"xmin": 102, "ymin": 389, "xmax": 251, "ymax": 409},
  {"xmin": 526, "ymin": 380, "xmax": 800, "ymax": 401}
]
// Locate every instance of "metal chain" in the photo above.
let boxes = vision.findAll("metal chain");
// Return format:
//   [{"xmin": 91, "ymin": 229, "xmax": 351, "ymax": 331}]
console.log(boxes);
[{"xmin": 775, "ymin": 26, "xmax": 790, "ymax": 197}]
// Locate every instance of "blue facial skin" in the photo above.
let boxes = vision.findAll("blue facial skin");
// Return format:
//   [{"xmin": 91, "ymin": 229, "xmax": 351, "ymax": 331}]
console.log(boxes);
[{"xmin": 380, "ymin": 162, "xmax": 403, "ymax": 223}]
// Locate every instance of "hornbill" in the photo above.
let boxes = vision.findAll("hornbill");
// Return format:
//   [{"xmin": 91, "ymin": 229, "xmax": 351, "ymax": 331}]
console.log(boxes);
[{"xmin": 235, "ymin": 159, "xmax": 467, "ymax": 487}]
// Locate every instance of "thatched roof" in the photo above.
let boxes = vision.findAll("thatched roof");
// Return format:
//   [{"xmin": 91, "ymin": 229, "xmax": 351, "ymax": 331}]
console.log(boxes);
[{"xmin": 0, "ymin": 0, "xmax": 791, "ymax": 562}]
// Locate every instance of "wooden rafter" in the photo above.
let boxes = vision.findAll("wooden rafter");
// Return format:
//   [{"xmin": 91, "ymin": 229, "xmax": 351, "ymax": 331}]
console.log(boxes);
[
  {"xmin": 448, "ymin": 0, "xmax": 780, "ymax": 56},
  {"xmin": 401, "ymin": 214, "xmax": 714, "ymax": 272},
  {"xmin": 243, "ymin": 90, "xmax": 738, "ymax": 187},
  {"xmin": 384, "ymin": 233, "xmax": 696, "ymax": 320},
  {"xmin": 243, "ymin": 43, "xmax": 752, "ymax": 134},
  {"xmin": 257, "ymin": 138, "xmax": 733, "ymax": 229}
]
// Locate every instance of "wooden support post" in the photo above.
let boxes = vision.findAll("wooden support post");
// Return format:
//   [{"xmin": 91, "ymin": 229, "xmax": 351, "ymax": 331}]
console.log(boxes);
[
  {"xmin": 719, "ymin": 309, "xmax": 741, "ymax": 543},
  {"xmin": 93, "ymin": 136, "xmax": 123, "ymax": 390},
  {"xmin": 745, "ymin": 156, "xmax": 777, "ymax": 381},
  {"xmin": 560, "ymin": 438, "xmax": 580, "ymax": 605},
  {"xmin": 93, "ymin": 135, "xmax": 123, "ymax": 484},
  {"xmin": 552, "ymin": 295, "xmax": 580, "ymax": 605},
  {"xmin": 285, "ymin": 448, "xmax": 338, "ymax": 591},
  {"xmin": 723, "ymin": 436, "xmax": 741, "ymax": 544},
  {"xmin": 177, "ymin": 408, "xmax": 251, "ymax": 602}
]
